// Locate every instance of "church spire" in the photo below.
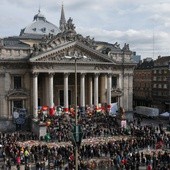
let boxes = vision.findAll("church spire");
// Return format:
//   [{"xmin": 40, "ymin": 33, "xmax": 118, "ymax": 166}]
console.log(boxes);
[{"xmin": 59, "ymin": 3, "xmax": 66, "ymax": 32}]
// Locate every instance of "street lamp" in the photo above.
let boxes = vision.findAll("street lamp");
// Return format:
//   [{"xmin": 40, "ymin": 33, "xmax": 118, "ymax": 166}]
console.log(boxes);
[
  {"xmin": 64, "ymin": 53, "xmax": 86, "ymax": 170},
  {"xmin": 168, "ymin": 62, "xmax": 170, "ymax": 124}
]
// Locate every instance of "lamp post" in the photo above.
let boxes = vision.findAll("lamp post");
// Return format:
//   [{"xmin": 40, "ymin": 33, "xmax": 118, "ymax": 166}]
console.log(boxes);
[
  {"xmin": 64, "ymin": 54, "xmax": 86, "ymax": 170},
  {"xmin": 168, "ymin": 62, "xmax": 170, "ymax": 124},
  {"xmin": 74, "ymin": 56, "xmax": 78, "ymax": 170}
]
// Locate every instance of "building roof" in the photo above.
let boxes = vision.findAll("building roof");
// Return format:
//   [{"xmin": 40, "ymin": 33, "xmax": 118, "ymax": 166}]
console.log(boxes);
[
  {"xmin": 20, "ymin": 10, "xmax": 60, "ymax": 36},
  {"xmin": 154, "ymin": 56, "xmax": 170, "ymax": 66},
  {"xmin": 2, "ymin": 36, "xmax": 30, "ymax": 49},
  {"xmin": 136, "ymin": 58, "xmax": 154, "ymax": 69}
]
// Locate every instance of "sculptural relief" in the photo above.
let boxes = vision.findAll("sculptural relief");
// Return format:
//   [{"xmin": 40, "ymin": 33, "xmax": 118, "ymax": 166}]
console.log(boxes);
[
  {"xmin": 66, "ymin": 17, "xmax": 76, "ymax": 31},
  {"xmin": 108, "ymin": 52, "xmax": 122, "ymax": 62}
]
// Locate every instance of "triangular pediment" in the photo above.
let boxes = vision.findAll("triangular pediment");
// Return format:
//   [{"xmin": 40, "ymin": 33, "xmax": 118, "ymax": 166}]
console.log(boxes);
[{"xmin": 29, "ymin": 41, "xmax": 116, "ymax": 64}]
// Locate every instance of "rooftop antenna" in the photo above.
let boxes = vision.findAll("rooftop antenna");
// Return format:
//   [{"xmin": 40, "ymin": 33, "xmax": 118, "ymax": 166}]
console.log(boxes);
[
  {"xmin": 38, "ymin": 3, "xmax": 41, "ymax": 13},
  {"xmin": 152, "ymin": 22, "xmax": 155, "ymax": 59}
]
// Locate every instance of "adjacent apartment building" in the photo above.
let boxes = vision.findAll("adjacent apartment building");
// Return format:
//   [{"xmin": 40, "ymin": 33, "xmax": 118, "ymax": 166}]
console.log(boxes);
[
  {"xmin": 133, "ymin": 58, "xmax": 154, "ymax": 107},
  {"xmin": 133, "ymin": 56, "xmax": 170, "ymax": 113}
]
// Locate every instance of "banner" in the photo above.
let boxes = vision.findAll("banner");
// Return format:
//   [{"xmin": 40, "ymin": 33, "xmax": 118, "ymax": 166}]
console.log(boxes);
[{"xmin": 109, "ymin": 103, "xmax": 118, "ymax": 116}]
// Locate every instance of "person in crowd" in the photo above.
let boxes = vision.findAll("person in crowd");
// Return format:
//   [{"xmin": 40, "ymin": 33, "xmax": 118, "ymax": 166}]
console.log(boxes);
[{"xmin": 0, "ymin": 109, "xmax": 170, "ymax": 169}]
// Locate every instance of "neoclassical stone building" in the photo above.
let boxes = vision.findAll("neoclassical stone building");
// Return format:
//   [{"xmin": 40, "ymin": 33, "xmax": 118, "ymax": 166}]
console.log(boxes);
[{"xmin": 0, "ymin": 6, "xmax": 136, "ymax": 126}]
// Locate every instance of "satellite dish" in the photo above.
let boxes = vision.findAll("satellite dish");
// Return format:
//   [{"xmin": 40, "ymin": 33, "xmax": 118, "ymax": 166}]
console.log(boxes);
[{"xmin": 13, "ymin": 111, "xmax": 19, "ymax": 119}]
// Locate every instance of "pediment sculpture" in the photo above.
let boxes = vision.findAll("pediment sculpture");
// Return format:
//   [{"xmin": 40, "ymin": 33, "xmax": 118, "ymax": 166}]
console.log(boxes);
[
  {"xmin": 108, "ymin": 51, "xmax": 123, "ymax": 62},
  {"xmin": 65, "ymin": 17, "xmax": 76, "ymax": 31},
  {"xmin": 34, "ymin": 47, "xmax": 105, "ymax": 63}
]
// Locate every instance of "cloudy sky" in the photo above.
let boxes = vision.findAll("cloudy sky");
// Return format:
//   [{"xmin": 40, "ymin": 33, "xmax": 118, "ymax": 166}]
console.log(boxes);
[{"xmin": 1, "ymin": 0, "xmax": 170, "ymax": 59}]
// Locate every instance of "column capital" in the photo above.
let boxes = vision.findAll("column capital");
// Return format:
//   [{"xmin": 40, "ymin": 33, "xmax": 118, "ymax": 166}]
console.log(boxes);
[
  {"xmin": 128, "ymin": 73, "xmax": 134, "ymax": 77},
  {"xmin": 124, "ymin": 73, "xmax": 129, "ymax": 77},
  {"xmin": 32, "ymin": 72, "xmax": 39, "ymax": 78},
  {"xmin": 64, "ymin": 72, "xmax": 69, "ymax": 77},
  {"xmin": 94, "ymin": 73, "xmax": 100, "ymax": 77},
  {"xmin": 80, "ymin": 73, "xmax": 86, "ymax": 77},
  {"xmin": 48, "ymin": 72, "xmax": 55, "ymax": 77},
  {"xmin": 107, "ymin": 73, "xmax": 113, "ymax": 77}
]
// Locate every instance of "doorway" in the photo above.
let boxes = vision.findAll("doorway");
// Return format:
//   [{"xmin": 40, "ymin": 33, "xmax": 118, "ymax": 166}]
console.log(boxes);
[{"xmin": 13, "ymin": 100, "xmax": 23, "ymax": 110}]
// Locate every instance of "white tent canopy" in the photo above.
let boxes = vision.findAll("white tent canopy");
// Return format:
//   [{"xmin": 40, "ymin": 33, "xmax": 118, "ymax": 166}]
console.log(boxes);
[
  {"xmin": 160, "ymin": 112, "xmax": 170, "ymax": 117},
  {"xmin": 109, "ymin": 103, "xmax": 118, "ymax": 117}
]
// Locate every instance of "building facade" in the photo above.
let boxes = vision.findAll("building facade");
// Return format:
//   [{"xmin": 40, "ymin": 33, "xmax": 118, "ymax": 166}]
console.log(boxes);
[
  {"xmin": 133, "ymin": 58, "xmax": 154, "ymax": 107},
  {"xmin": 133, "ymin": 56, "xmax": 170, "ymax": 113},
  {"xmin": 0, "ymin": 6, "xmax": 136, "ymax": 129},
  {"xmin": 152, "ymin": 56, "xmax": 170, "ymax": 112}
]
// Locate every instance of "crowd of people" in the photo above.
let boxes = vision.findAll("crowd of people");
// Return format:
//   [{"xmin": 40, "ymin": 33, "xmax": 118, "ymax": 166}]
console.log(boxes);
[{"xmin": 0, "ymin": 110, "xmax": 170, "ymax": 169}]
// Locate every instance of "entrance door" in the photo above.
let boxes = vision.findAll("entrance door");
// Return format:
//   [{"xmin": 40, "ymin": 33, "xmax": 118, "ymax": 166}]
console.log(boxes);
[
  {"xmin": 111, "ymin": 97, "xmax": 117, "ymax": 103},
  {"xmin": 59, "ymin": 90, "xmax": 71, "ymax": 106}
]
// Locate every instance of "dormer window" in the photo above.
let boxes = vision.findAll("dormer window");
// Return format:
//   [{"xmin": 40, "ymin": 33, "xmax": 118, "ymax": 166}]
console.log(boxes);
[
  {"xmin": 32, "ymin": 28, "xmax": 36, "ymax": 31},
  {"xmin": 51, "ymin": 29, "xmax": 54, "ymax": 33},
  {"xmin": 41, "ymin": 27, "xmax": 46, "ymax": 33}
]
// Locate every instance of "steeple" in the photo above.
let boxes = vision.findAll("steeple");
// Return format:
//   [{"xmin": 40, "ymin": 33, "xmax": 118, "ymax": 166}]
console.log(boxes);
[{"xmin": 59, "ymin": 3, "xmax": 66, "ymax": 32}]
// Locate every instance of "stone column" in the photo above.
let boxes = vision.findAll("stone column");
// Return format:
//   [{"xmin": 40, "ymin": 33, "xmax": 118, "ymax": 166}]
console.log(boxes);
[
  {"xmin": 49, "ymin": 73, "xmax": 54, "ymax": 108},
  {"xmin": 80, "ymin": 73, "xmax": 85, "ymax": 111},
  {"xmin": 123, "ymin": 73, "xmax": 129, "ymax": 111},
  {"xmin": 119, "ymin": 74, "xmax": 122, "ymax": 89},
  {"xmin": 94, "ymin": 73, "xmax": 99, "ymax": 108},
  {"xmin": 33, "ymin": 73, "xmax": 38, "ymax": 118},
  {"xmin": 107, "ymin": 74, "xmax": 112, "ymax": 111},
  {"xmin": 44, "ymin": 75, "xmax": 49, "ymax": 106},
  {"xmin": 100, "ymin": 74, "xmax": 107, "ymax": 104},
  {"xmin": 64, "ymin": 73, "xmax": 69, "ymax": 113},
  {"xmin": 89, "ymin": 76, "xmax": 93, "ymax": 107},
  {"xmin": 49, "ymin": 73, "xmax": 54, "ymax": 115},
  {"xmin": 128, "ymin": 73, "xmax": 133, "ymax": 111}
]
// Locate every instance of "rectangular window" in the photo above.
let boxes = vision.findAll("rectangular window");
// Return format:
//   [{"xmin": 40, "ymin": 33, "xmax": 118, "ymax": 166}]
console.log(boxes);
[
  {"xmin": 158, "ymin": 91, "xmax": 162, "ymax": 96},
  {"xmin": 13, "ymin": 100, "xmax": 22, "ymax": 109},
  {"xmin": 14, "ymin": 76, "xmax": 22, "ymax": 89},
  {"xmin": 112, "ymin": 76, "xmax": 117, "ymax": 88},
  {"xmin": 163, "ymin": 84, "xmax": 167, "ymax": 88},
  {"xmin": 163, "ymin": 76, "xmax": 167, "ymax": 81},
  {"xmin": 153, "ymin": 91, "xmax": 157, "ymax": 96},
  {"xmin": 153, "ymin": 84, "xmax": 157, "ymax": 88},
  {"xmin": 158, "ymin": 84, "xmax": 162, "ymax": 88}
]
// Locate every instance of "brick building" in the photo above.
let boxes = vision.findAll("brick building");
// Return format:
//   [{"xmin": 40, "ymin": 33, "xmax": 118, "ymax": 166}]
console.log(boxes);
[
  {"xmin": 152, "ymin": 56, "xmax": 170, "ymax": 112},
  {"xmin": 133, "ymin": 58, "xmax": 154, "ymax": 108}
]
